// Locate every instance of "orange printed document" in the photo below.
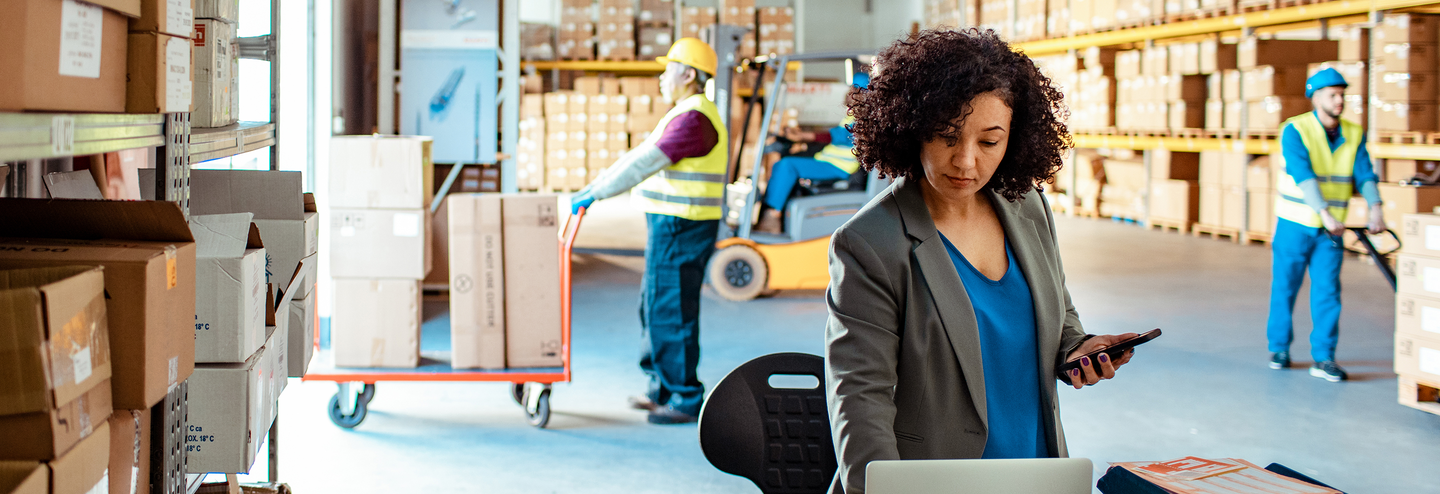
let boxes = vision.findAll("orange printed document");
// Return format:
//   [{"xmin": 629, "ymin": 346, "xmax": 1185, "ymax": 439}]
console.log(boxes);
[{"xmin": 1114, "ymin": 458, "xmax": 1343, "ymax": 494}]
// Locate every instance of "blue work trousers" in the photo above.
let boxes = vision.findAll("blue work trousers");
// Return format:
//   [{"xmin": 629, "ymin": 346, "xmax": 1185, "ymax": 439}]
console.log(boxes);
[
  {"xmin": 639, "ymin": 213, "xmax": 718, "ymax": 416},
  {"xmin": 1266, "ymin": 218, "xmax": 1344, "ymax": 362},
  {"xmin": 763, "ymin": 156, "xmax": 852, "ymax": 211}
]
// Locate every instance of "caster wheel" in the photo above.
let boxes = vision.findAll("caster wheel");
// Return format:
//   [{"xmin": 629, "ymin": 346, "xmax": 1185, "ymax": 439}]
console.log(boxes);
[
  {"xmin": 360, "ymin": 384, "xmax": 376, "ymax": 405},
  {"xmin": 328, "ymin": 393, "xmax": 367, "ymax": 429},
  {"xmin": 708, "ymin": 244, "xmax": 768, "ymax": 301},
  {"xmin": 525, "ymin": 387, "xmax": 552, "ymax": 428},
  {"xmin": 511, "ymin": 383, "xmax": 525, "ymax": 407}
]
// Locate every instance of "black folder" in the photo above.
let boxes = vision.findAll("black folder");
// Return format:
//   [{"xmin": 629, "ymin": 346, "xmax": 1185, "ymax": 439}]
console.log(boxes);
[{"xmin": 1096, "ymin": 462, "xmax": 1343, "ymax": 494}]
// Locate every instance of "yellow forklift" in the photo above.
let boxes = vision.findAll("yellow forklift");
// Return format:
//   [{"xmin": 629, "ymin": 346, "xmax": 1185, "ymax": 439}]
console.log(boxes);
[{"xmin": 709, "ymin": 51, "xmax": 887, "ymax": 301}]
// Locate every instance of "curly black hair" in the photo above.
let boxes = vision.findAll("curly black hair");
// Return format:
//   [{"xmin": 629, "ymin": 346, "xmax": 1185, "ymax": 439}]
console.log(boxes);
[{"xmin": 848, "ymin": 29, "xmax": 1071, "ymax": 201}]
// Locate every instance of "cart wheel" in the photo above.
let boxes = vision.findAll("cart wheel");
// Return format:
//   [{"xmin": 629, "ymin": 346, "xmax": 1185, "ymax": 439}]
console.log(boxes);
[
  {"xmin": 510, "ymin": 383, "xmax": 525, "ymax": 406},
  {"xmin": 708, "ymin": 244, "xmax": 768, "ymax": 302},
  {"xmin": 328, "ymin": 392, "xmax": 367, "ymax": 429},
  {"xmin": 360, "ymin": 383, "xmax": 376, "ymax": 404},
  {"xmin": 525, "ymin": 387, "xmax": 552, "ymax": 428}
]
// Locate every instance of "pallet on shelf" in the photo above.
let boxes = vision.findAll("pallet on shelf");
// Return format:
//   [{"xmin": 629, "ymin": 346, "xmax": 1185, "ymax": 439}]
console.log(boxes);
[
  {"xmin": 1238, "ymin": 0, "xmax": 1276, "ymax": 12},
  {"xmin": 1207, "ymin": 129, "xmax": 1240, "ymax": 139},
  {"xmin": 1243, "ymin": 129, "xmax": 1279, "ymax": 140},
  {"xmin": 1148, "ymin": 217, "xmax": 1191, "ymax": 234},
  {"xmin": 1171, "ymin": 128, "xmax": 1206, "ymax": 138},
  {"xmin": 1243, "ymin": 230, "xmax": 1273, "ymax": 243},
  {"xmin": 1380, "ymin": 131, "xmax": 1427, "ymax": 145},
  {"xmin": 1193, "ymin": 223, "xmax": 1242, "ymax": 242},
  {"xmin": 1399, "ymin": 374, "xmax": 1440, "ymax": 417}
]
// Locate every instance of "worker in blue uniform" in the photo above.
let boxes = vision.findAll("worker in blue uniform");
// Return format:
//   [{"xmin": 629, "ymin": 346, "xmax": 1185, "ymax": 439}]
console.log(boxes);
[
  {"xmin": 755, "ymin": 73, "xmax": 868, "ymax": 233},
  {"xmin": 1267, "ymin": 68, "xmax": 1385, "ymax": 382}
]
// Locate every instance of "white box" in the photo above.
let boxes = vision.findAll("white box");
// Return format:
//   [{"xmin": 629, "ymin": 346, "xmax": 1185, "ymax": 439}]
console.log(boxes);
[
  {"xmin": 329, "ymin": 208, "xmax": 431, "ymax": 280},
  {"xmin": 287, "ymin": 289, "xmax": 316, "ymax": 377},
  {"xmin": 447, "ymin": 194, "xmax": 507, "ymax": 369},
  {"xmin": 190, "ymin": 213, "xmax": 268, "ymax": 364},
  {"xmin": 188, "ymin": 170, "xmax": 320, "ymax": 296},
  {"xmin": 262, "ymin": 323, "xmax": 286, "ymax": 430},
  {"xmin": 192, "ymin": 19, "xmax": 236, "ymax": 128},
  {"xmin": 332, "ymin": 278, "xmax": 421, "ymax": 368},
  {"xmin": 327, "ymin": 136, "xmax": 434, "ymax": 209},
  {"xmin": 186, "ymin": 346, "xmax": 267, "ymax": 474}
]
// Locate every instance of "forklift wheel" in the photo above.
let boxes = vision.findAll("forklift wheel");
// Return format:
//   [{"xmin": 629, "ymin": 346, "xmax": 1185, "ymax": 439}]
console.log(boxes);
[{"xmin": 709, "ymin": 244, "xmax": 768, "ymax": 301}]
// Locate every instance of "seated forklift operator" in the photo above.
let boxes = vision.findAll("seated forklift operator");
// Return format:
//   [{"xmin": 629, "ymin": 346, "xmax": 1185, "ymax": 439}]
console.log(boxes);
[{"xmin": 755, "ymin": 73, "xmax": 868, "ymax": 233}]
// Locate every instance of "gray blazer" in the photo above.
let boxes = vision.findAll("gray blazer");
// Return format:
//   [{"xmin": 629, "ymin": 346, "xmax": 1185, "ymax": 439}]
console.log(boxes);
[{"xmin": 824, "ymin": 176, "xmax": 1089, "ymax": 494}]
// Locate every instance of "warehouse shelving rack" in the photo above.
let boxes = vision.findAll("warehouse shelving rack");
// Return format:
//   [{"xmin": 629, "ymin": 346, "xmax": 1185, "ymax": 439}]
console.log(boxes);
[
  {"xmin": 1001, "ymin": 0, "xmax": 1440, "ymax": 239},
  {"xmin": 0, "ymin": 2, "xmax": 287, "ymax": 493}
]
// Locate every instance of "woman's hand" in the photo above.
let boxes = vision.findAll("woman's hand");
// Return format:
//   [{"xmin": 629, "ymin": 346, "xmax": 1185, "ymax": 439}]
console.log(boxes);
[{"xmin": 1063, "ymin": 333, "xmax": 1138, "ymax": 389}]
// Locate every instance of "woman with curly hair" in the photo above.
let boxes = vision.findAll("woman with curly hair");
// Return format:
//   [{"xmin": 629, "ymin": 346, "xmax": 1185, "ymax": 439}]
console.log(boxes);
[{"xmin": 824, "ymin": 29, "xmax": 1140, "ymax": 493}]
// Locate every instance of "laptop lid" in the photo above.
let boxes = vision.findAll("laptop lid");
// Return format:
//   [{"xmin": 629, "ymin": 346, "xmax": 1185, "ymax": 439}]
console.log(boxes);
[{"xmin": 866, "ymin": 458, "xmax": 1094, "ymax": 494}]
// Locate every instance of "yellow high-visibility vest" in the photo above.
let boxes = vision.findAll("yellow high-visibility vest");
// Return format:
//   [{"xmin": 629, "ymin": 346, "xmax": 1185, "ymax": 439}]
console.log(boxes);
[
  {"xmin": 1274, "ymin": 112, "xmax": 1363, "ymax": 229},
  {"xmin": 633, "ymin": 93, "xmax": 728, "ymax": 221},
  {"xmin": 814, "ymin": 116, "xmax": 860, "ymax": 174}
]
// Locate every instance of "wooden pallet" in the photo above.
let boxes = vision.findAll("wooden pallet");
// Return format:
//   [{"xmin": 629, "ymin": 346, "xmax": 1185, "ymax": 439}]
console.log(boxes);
[
  {"xmin": 1207, "ymin": 129, "xmax": 1240, "ymax": 139},
  {"xmin": 1193, "ymin": 223, "xmax": 1242, "ymax": 242},
  {"xmin": 1399, "ymin": 375, "xmax": 1440, "ymax": 417},
  {"xmin": 1379, "ymin": 131, "xmax": 1426, "ymax": 144},
  {"xmin": 1426, "ymin": 132, "xmax": 1440, "ymax": 145},
  {"xmin": 1243, "ymin": 230, "xmax": 1273, "ymax": 244},
  {"xmin": 1170, "ymin": 128, "xmax": 1206, "ymax": 138},
  {"xmin": 1243, "ymin": 129, "xmax": 1279, "ymax": 139},
  {"xmin": 1148, "ymin": 217, "xmax": 1190, "ymax": 234},
  {"xmin": 1237, "ymin": 0, "xmax": 1275, "ymax": 12},
  {"xmin": 1164, "ymin": 8, "xmax": 1230, "ymax": 22}
]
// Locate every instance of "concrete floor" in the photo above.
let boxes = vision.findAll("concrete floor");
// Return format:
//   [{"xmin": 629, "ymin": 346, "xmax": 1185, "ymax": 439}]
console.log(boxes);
[{"xmin": 256, "ymin": 215, "xmax": 1439, "ymax": 493}]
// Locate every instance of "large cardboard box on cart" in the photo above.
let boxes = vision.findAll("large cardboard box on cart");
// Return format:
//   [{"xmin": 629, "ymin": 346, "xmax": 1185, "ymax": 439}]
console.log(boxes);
[
  {"xmin": 0, "ymin": 199, "xmax": 197, "ymax": 410},
  {"xmin": 332, "ymin": 278, "xmax": 422, "ymax": 368},
  {"xmin": 448, "ymin": 193, "xmax": 508, "ymax": 369},
  {"xmin": 503, "ymin": 195, "xmax": 563, "ymax": 368}
]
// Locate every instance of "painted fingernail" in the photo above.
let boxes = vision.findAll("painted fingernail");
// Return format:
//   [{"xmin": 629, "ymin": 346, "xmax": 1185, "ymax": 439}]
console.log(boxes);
[
  {"xmin": 1071, "ymin": 369, "xmax": 1080, "ymax": 377},
  {"xmin": 1099, "ymin": 353, "xmax": 1110, "ymax": 363},
  {"xmin": 1081, "ymin": 356, "xmax": 1091, "ymax": 367}
]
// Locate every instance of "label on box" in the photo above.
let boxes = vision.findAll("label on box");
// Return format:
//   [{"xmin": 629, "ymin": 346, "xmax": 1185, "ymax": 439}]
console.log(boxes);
[
  {"xmin": 59, "ymin": 0, "xmax": 104, "ymax": 78},
  {"xmin": 85, "ymin": 472, "xmax": 107, "ymax": 494},
  {"xmin": 393, "ymin": 213, "xmax": 420, "ymax": 237},
  {"xmin": 168, "ymin": 0, "xmax": 194, "ymax": 35},
  {"xmin": 72, "ymin": 345, "xmax": 93, "ymax": 384},
  {"xmin": 1423, "ymin": 347, "xmax": 1440, "ymax": 376},
  {"xmin": 1426, "ymin": 306, "xmax": 1440, "ymax": 334},
  {"xmin": 168, "ymin": 356, "xmax": 179, "ymax": 385},
  {"xmin": 1425, "ymin": 266, "xmax": 1440, "ymax": 294},
  {"xmin": 1428, "ymin": 225, "xmax": 1440, "ymax": 251},
  {"xmin": 166, "ymin": 37, "xmax": 193, "ymax": 111}
]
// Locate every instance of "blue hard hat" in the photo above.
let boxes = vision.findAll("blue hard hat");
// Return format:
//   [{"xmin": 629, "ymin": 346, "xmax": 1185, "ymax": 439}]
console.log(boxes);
[
  {"xmin": 851, "ymin": 72, "xmax": 869, "ymax": 89},
  {"xmin": 1305, "ymin": 68, "xmax": 1347, "ymax": 99}
]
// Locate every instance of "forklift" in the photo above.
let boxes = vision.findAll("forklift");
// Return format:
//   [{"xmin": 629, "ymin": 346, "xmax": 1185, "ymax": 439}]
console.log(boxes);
[{"xmin": 708, "ymin": 51, "xmax": 888, "ymax": 301}]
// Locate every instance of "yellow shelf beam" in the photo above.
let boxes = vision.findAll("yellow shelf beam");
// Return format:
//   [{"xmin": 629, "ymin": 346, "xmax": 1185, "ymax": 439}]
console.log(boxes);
[
  {"xmin": 1072, "ymin": 134, "xmax": 1281, "ymax": 154},
  {"xmin": 523, "ymin": 60, "xmax": 803, "ymax": 73},
  {"xmin": 1016, "ymin": 0, "xmax": 1440, "ymax": 56},
  {"xmin": 1371, "ymin": 143, "xmax": 1440, "ymax": 160}
]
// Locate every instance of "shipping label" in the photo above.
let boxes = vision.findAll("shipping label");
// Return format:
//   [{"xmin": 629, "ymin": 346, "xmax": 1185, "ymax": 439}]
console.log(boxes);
[{"xmin": 59, "ymin": 0, "xmax": 104, "ymax": 78}]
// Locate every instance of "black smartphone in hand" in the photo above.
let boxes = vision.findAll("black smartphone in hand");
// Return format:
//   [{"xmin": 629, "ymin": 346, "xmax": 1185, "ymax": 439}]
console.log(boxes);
[{"xmin": 1056, "ymin": 328, "xmax": 1162, "ymax": 381}]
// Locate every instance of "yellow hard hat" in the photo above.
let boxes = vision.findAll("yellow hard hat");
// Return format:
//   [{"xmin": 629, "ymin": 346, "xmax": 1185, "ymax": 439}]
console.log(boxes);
[{"xmin": 656, "ymin": 37, "xmax": 717, "ymax": 76}]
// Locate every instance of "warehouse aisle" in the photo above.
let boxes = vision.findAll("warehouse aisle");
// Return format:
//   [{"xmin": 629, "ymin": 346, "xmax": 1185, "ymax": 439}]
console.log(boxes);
[{"xmin": 271, "ymin": 216, "xmax": 1438, "ymax": 493}]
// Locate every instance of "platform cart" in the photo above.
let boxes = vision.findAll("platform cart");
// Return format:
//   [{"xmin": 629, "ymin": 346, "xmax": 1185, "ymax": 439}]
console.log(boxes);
[{"xmin": 303, "ymin": 209, "xmax": 585, "ymax": 429}]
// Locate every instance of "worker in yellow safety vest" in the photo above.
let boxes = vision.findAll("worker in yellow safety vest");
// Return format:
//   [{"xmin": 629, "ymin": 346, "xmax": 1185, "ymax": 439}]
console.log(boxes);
[
  {"xmin": 569, "ymin": 38, "xmax": 728, "ymax": 424},
  {"xmin": 756, "ymin": 72, "xmax": 868, "ymax": 233},
  {"xmin": 1267, "ymin": 68, "xmax": 1384, "ymax": 382}
]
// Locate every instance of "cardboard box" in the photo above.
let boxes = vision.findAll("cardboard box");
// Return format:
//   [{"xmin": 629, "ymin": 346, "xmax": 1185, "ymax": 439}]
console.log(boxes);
[
  {"xmin": 186, "ymin": 346, "xmax": 266, "ymax": 474},
  {"xmin": 107, "ymin": 408, "xmax": 150, "ymax": 494},
  {"xmin": 1247, "ymin": 157, "xmax": 1273, "ymax": 191},
  {"xmin": 330, "ymin": 208, "xmax": 431, "ymax": 280},
  {"xmin": 188, "ymin": 170, "xmax": 319, "ymax": 294},
  {"xmin": 1378, "ymin": 72, "xmax": 1438, "ymax": 103},
  {"xmin": 1402, "ymin": 213, "xmax": 1440, "ymax": 259},
  {"xmin": 1242, "ymin": 65, "xmax": 1308, "ymax": 99},
  {"xmin": 502, "ymin": 195, "xmax": 563, "ymax": 368},
  {"xmin": 328, "ymin": 135, "xmax": 435, "ymax": 210},
  {"xmin": 1165, "ymin": 74, "xmax": 1206, "ymax": 102},
  {"xmin": 0, "ymin": 266, "xmax": 111, "ymax": 417},
  {"xmin": 1395, "ymin": 330, "xmax": 1440, "ymax": 382},
  {"xmin": 332, "ymin": 278, "xmax": 421, "ymax": 368},
  {"xmin": 1204, "ymin": 99, "xmax": 1225, "ymax": 130},
  {"xmin": 1399, "ymin": 253, "xmax": 1440, "ymax": 300},
  {"xmin": 132, "ymin": 0, "xmax": 194, "ymax": 37},
  {"xmin": 1378, "ymin": 14, "xmax": 1440, "ymax": 45},
  {"xmin": 0, "ymin": 199, "xmax": 197, "ymax": 410},
  {"xmin": 448, "ymin": 194, "xmax": 507, "ymax": 369},
  {"xmin": 1247, "ymin": 97, "xmax": 1310, "ymax": 131},
  {"xmin": 1199, "ymin": 40, "xmax": 1237, "ymax": 74},
  {"xmin": 1382, "ymin": 184, "xmax": 1440, "ymax": 231},
  {"xmin": 1248, "ymin": 189, "xmax": 1275, "ymax": 234},
  {"xmin": 190, "ymin": 213, "xmax": 267, "ymax": 363},
  {"xmin": 126, "ymin": 32, "xmax": 193, "ymax": 113},
  {"xmin": 0, "ymin": 379, "xmax": 110, "ymax": 461},
  {"xmin": 1379, "ymin": 43, "xmax": 1439, "ymax": 73},
  {"xmin": 1388, "ymin": 159, "xmax": 1440, "ymax": 182},
  {"xmin": 47, "ymin": 421, "xmax": 110, "ymax": 494},
  {"xmin": 0, "ymin": 0, "xmax": 129, "ymax": 113},
  {"xmin": 192, "ymin": 18, "xmax": 236, "ymax": 127},
  {"xmin": 1397, "ymin": 292, "xmax": 1440, "ymax": 339},
  {"xmin": 261, "ymin": 324, "xmax": 286, "ymax": 428},
  {"xmin": 287, "ymin": 288, "xmax": 316, "ymax": 377},
  {"xmin": 1149, "ymin": 149, "xmax": 1200, "ymax": 180},
  {"xmin": 1221, "ymin": 70, "xmax": 1241, "ymax": 101},
  {"xmin": 0, "ymin": 462, "xmax": 46, "ymax": 494},
  {"xmin": 1168, "ymin": 100, "xmax": 1204, "ymax": 129},
  {"xmin": 1336, "ymin": 25, "xmax": 1370, "ymax": 62},
  {"xmin": 639, "ymin": 0, "xmax": 675, "ymax": 23},
  {"xmin": 1375, "ymin": 101, "xmax": 1439, "ymax": 132},
  {"xmin": 620, "ymin": 77, "xmax": 661, "ymax": 98},
  {"xmin": 1238, "ymin": 38, "xmax": 1338, "ymax": 69},
  {"xmin": 195, "ymin": 0, "xmax": 237, "ymax": 22},
  {"xmin": 1150, "ymin": 179, "xmax": 1199, "ymax": 223},
  {"xmin": 638, "ymin": 26, "xmax": 674, "ymax": 59}
]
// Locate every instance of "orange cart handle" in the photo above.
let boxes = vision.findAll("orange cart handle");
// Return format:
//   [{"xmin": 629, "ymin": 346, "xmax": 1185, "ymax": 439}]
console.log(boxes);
[{"xmin": 559, "ymin": 207, "xmax": 585, "ymax": 382}]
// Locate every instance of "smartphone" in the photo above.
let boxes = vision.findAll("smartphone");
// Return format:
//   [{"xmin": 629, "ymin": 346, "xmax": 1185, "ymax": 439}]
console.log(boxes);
[{"xmin": 1056, "ymin": 328, "xmax": 1162, "ymax": 381}]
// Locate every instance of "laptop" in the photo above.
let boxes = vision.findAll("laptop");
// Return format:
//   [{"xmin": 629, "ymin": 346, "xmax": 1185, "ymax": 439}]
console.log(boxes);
[{"xmin": 866, "ymin": 458, "xmax": 1095, "ymax": 494}]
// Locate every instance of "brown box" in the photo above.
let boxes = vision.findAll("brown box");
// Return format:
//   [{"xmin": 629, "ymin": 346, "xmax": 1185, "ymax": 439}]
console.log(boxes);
[
  {"xmin": 448, "ymin": 194, "xmax": 507, "ymax": 370},
  {"xmin": 1402, "ymin": 213, "xmax": 1440, "ymax": 257},
  {"xmin": 1398, "ymin": 290, "xmax": 1440, "ymax": 340},
  {"xmin": 0, "ymin": 0, "xmax": 129, "ymax": 112},
  {"xmin": 1248, "ymin": 189, "xmax": 1275, "ymax": 233},
  {"xmin": 1169, "ymin": 100, "xmax": 1204, "ymax": 129},
  {"xmin": 1242, "ymin": 65, "xmax": 1308, "ymax": 99},
  {"xmin": 1395, "ymin": 329, "xmax": 1440, "ymax": 382},
  {"xmin": 1221, "ymin": 70, "xmax": 1241, "ymax": 101},
  {"xmin": 502, "ymin": 195, "xmax": 563, "ymax": 368},
  {"xmin": 1378, "ymin": 72, "xmax": 1439, "ymax": 103},
  {"xmin": 46, "ymin": 421, "xmax": 110, "ymax": 494},
  {"xmin": 1247, "ymin": 97, "xmax": 1310, "ymax": 131},
  {"xmin": 1224, "ymin": 100, "xmax": 1244, "ymax": 130},
  {"xmin": 1389, "ymin": 159, "xmax": 1440, "ymax": 182},
  {"xmin": 1220, "ymin": 186, "xmax": 1246, "ymax": 230},
  {"xmin": 332, "ymin": 278, "xmax": 421, "ymax": 368},
  {"xmin": 1383, "ymin": 184, "xmax": 1440, "ymax": 229},
  {"xmin": 543, "ymin": 92, "xmax": 572, "ymax": 116},
  {"xmin": 1199, "ymin": 184, "xmax": 1222, "ymax": 226},
  {"xmin": 574, "ymin": 77, "xmax": 603, "ymax": 95},
  {"xmin": 639, "ymin": 0, "xmax": 675, "ymax": 24},
  {"xmin": 1150, "ymin": 149, "xmax": 1200, "ymax": 180},
  {"xmin": 132, "ymin": 0, "xmax": 194, "ymax": 37},
  {"xmin": 568, "ymin": 93, "xmax": 590, "ymax": 114},
  {"xmin": 1378, "ymin": 13, "xmax": 1440, "ymax": 45},
  {"xmin": 638, "ymin": 26, "xmax": 674, "ymax": 59},
  {"xmin": 1247, "ymin": 157, "xmax": 1273, "ymax": 191},
  {"xmin": 0, "ymin": 266, "xmax": 111, "ymax": 419},
  {"xmin": 0, "ymin": 378, "xmax": 110, "ymax": 461},
  {"xmin": 0, "ymin": 461, "xmax": 46, "ymax": 494},
  {"xmin": 126, "ymin": 32, "xmax": 193, "ymax": 114},
  {"xmin": 1200, "ymin": 40, "xmax": 1237, "ymax": 74},
  {"xmin": 1205, "ymin": 99, "xmax": 1225, "ymax": 130},
  {"xmin": 1336, "ymin": 25, "xmax": 1370, "ymax": 62},
  {"xmin": 0, "ymin": 200, "xmax": 197, "ymax": 410},
  {"xmin": 1376, "ymin": 101, "xmax": 1440, "ymax": 132},
  {"xmin": 1238, "ymin": 38, "xmax": 1338, "ymax": 69},
  {"xmin": 1166, "ymin": 74, "xmax": 1207, "ymax": 102},
  {"xmin": 107, "ymin": 408, "xmax": 150, "ymax": 494},
  {"xmin": 1399, "ymin": 253, "xmax": 1440, "ymax": 300},
  {"xmin": 1379, "ymin": 43, "xmax": 1439, "ymax": 73},
  {"xmin": 1150, "ymin": 179, "xmax": 1200, "ymax": 223},
  {"xmin": 718, "ymin": 0, "xmax": 755, "ymax": 26}
]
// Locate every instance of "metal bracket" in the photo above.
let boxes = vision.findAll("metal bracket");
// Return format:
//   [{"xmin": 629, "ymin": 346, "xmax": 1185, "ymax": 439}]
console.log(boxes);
[{"xmin": 239, "ymin": 35, "xmax": 276, "ymax": 62}]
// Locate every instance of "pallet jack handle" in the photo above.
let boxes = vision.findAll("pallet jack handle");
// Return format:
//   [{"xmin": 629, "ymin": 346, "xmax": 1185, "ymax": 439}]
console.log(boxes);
[
  {"xmin": 559, "ymin": 208, "xmax": 585, "ymax": 382},
  {"xmin": 1338, "ymin": 227, "xmax": 1399, "ymax": 292}
]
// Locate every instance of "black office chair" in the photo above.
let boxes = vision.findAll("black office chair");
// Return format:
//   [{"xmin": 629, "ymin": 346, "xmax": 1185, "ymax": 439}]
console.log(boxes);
[{"xmin": 698, "ymin": 353, "xmax": 836, "ymax": 494}]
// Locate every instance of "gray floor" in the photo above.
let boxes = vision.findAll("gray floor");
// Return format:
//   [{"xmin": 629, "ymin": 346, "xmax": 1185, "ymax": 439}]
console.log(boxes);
[{"xmin": 259, "ymin": 216, "xmax": 1440, "ymax": 493}]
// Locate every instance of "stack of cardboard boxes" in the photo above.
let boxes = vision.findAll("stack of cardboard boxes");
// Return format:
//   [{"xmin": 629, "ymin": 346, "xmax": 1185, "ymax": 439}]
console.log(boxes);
[
  {"xmin": 978, "ymin": 0, "xmax": 1015, "ymax": 40},
  {"xmin": 1099, "ymin": 154, "xmax": 1146, "ymax": 219},
  {"xmin": 597, "ymin": 0, "xmax": 637, "ymax": 60},
  {"xmin": 0, "ymin": 199, "xmax": 199, "ymax": 493},
  {"xmin": 681, "ymin": 6, "xmax": 718, "ymax": 41},
  {"xmin": 924, "ymin": 0, "xmax": 975, "ymax": 30},
  {"xmin": 327, "ymin": 136, "xmax": 435, "ymax": 368},
  {"xmin": 558, "ymin": 0, "xmax": 596, "ymax": 60},
  {"xmin": 1197, "ymin": 151, "xmax": 1250, "ymax": 232},
  {"xmin": 193, "ymin": 0, "xmax": 240, "ymax": 127},
  {"xmin": 638, "ymin": 0, "xmax": 676, "ymax": 60},
  {"xmin": 757, "ymin": 7, "xmax": 796, "ymax": 58},
  {"xmin": 1244, "ymin": 156, "xmax": 1275, "ymax": 237},
  {"xmin": 719, "ymin": 0, "xmax": 757, "ymax": 58},
  {"xmin": 1237, "ymin": 38, "xmax": 1337, "ymax": 132},
  {"xmin": 1374, "ymin": 14, "xmax": 1440, "ymax": 133},
  {"xmin": 447, "ymin": 194, "xmax": 566, "ymax": 370},
  {"xmin": 1395, "ymin": 213, "xmax": 1440, "ymax": 417},
  {"xmin": 519, "ymin": 94, "xmax": 549, "ymax": 191},
  {"xmin": 128, "ymin": 0, "xmax": 195, "ymax": 114},
  {"xmin": 1148, "ymin": 150, "xmax": 1202, "ymax": 227},
  {"xmin": 1015, "ymin": 0, "xmax": 1048, "ymax": 42},
  {"xmin": 532, "ymin": 77, "xmax": 663, "ymax": 192}
]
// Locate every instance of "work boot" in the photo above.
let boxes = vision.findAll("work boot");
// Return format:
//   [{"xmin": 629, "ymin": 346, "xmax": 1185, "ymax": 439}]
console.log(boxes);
[
  {"xmin": 1310, "ymin": 361, "xmax": 1348, "ymax": 382},
  {"xmin": 627, "ymin": 395, "xmax": 658, "ymax": 411},
  {"xmin": 756, "ymin": 209, "xmax": 783, "ymax": 234},
  {"xmin": 647, "ymin": 406, "xmax": 698, "ymax": 425},
  {"xmin": 1269, "ymin": 351, "xmax": 1290, "ymax": 370}
]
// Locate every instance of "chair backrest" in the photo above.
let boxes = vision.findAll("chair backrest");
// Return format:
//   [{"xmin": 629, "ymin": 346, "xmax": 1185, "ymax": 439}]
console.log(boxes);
[{"xmin": 698, "ymin": 353, "xmax": 836, "ymax": 494}]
